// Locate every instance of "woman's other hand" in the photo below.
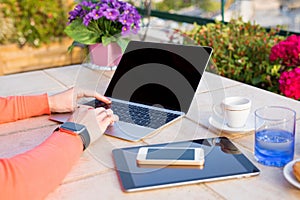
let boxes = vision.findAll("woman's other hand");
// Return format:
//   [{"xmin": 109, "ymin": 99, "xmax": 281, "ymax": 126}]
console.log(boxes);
[{"xmin": 48, "ymin": 87, "xmax": 111, "ymax": 113}]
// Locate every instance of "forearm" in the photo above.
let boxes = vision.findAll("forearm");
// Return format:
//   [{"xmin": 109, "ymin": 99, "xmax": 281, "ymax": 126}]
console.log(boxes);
[
  {"xmin": 0, "ymin": 94, "xmax": 51, "ymax": 123},
  {"xmin": 0, "ymin": 131, "xmax": 83, "ymax": 200}
]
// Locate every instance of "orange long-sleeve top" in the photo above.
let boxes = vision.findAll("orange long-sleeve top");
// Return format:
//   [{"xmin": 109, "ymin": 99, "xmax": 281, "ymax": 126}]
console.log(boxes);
[{"xmin": 0, "ymin": 94, "xmax": 83, "ymax": 200}]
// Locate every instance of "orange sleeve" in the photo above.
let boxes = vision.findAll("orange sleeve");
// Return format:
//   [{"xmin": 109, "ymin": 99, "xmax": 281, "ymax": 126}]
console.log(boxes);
[
  {"xmin": 0, "ymin": 131, "xmax": 83, "ymax": 200},
  {"xmin": 0, "ymin": 94, "xmax": 51, "ymax": 123}
]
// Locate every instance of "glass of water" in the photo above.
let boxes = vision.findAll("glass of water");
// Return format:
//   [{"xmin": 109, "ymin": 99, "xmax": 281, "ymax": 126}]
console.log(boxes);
[{"xmin": 254, "ymin": 106, "xmax": 296, "ymax": 167}]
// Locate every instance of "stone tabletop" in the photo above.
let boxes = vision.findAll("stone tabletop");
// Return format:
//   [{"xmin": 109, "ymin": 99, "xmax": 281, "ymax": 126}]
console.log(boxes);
[{"xmin": 0, "ymin": 65, "xmax": 299, "ymax": 200}]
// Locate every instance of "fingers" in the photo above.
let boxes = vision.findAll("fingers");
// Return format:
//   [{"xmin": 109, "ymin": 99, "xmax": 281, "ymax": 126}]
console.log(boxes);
[
  {"xmin": 94, "ymin": 108, "xmax": 118, "ymax": 125},
  {"xmin": 76, "ymin": 88, "xmax": 111, "ymax": 104},
  {"xmin": 72, "ymin": 105, "xmax": 118, "ymax": 129},
  {"xmin": 101, "ymin": 115, "xmax": 115, "ymax": 128},
  {"xmin": 94, "ymin": 93, "xmax": 111, "ymax": 104}
]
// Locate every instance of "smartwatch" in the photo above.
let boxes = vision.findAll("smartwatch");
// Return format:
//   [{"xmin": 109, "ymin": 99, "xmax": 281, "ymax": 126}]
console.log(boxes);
[{"xmin": 59, "ymin": 122, "xmax": 90, "ymax": 150}]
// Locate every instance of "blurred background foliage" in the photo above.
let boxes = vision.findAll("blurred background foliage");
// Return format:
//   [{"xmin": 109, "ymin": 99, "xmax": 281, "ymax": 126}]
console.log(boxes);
[
  {"xmin": 147, "ymin": 0, "xmax": 220, "ymax": 12},
  {"xmin": 179, "ymin": 18, "xmax": 285, "ymax": 93},
  {"xmin": 0, "ymin": 0, "xmax": 72, "ymax": 47}
]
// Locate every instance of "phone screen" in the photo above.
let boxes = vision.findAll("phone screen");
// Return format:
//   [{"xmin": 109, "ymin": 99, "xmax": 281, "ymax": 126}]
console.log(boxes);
[{"xmin": 146, "ymin": 148, "xmax": 195, "ymax": 160}]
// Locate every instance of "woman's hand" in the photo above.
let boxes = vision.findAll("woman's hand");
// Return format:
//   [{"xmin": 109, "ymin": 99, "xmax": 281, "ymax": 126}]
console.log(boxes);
[
  {"xmin": 68, "ymin": 105, "xmax": 118, "ymax": 143},
  {"xmin": 48, "ymin": 87, "xmax": 111, "ymax": 113}
]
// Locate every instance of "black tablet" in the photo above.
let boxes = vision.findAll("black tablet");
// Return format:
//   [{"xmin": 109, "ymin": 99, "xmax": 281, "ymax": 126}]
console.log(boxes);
[{"xmin": 112, "ymin": 137, "xmax": 260, "ymax": 192}]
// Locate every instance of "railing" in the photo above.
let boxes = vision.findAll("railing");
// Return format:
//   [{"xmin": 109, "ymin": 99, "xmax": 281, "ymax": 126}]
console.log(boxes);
[{"xmin": 136, "ymin": 0, "xmax": 300, "ymax": 36}]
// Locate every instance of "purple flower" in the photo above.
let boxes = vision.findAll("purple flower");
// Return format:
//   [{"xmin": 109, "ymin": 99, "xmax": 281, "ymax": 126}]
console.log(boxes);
[
  {"xmin": 100, "ymin": 3, "xmax": 109, "ymax": 11},
  {"xmin": 131, "ymin": 23, "xmax": 140, "ymax": 34},
  {"xmin": 89, "ymin": 9, "xmax": 103, "ymax": 20},
  {"xmin": 122, "ymin": 3, "xmax": 132, "ymax": 14},
  {"xmin": 103, "ymin": 8, "xmax": 120, "ymax": 20},
  {"xmin": 81, "ymin": 1, "xmax": 95, "ymax": 8},
  {"xmin": 83, "ymin": 14, "xmax": 92, "ymax": 26},
  {"xmin": 121, "ymin": 26, "xmax": 131, "ymax": 35},
  {"xmin": 111, "ymin": 0, "xmax": 122, "ymax": 9},
  {"xmin": 67, "ymin": 4, "xmax": 83, "ymax": 23},
  {"xmin": 119, "ymin": 14, "xmax": 134, "ymax": 26}
]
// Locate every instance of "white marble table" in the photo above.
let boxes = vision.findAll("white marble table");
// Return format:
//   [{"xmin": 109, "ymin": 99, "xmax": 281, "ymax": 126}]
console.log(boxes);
[{"xmin": 0, "ymin": 65, "xmax": 299, "ymax": 200}]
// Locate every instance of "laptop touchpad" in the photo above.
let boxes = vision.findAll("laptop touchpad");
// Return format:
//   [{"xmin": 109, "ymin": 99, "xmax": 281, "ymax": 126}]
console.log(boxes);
[{"xmin": 105, "ymin": 121, "xmax": 153, "ymax": 141}]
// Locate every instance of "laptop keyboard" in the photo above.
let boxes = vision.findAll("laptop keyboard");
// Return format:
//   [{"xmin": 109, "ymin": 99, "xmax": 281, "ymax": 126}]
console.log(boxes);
[
  {"xmin": 111, "ymin": 101, "xmax": 180, "ymax": 129},
  {"xmin": 84, "ymin": 99, "xmax": 181, "ymax": 129}
]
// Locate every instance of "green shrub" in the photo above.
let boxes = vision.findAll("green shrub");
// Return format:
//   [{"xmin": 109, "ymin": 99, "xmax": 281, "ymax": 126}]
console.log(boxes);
[
  {"xmin": 180, "ymin": 18, "xmax": 285, "ymax": 93},
  {"xmin": 154, "ymin": 0, "xmax": 220, "ymax": 13},
  {"xmin": 0, "ymin": 0, "xmax": 70, "ymax": 47}
]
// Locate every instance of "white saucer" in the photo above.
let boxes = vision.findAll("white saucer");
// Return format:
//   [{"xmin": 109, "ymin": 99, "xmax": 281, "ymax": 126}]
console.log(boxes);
[
  {"xmin": 208, "ymin": 115, "xmax": 255, "ymax": 133},
  {"xmin": 283, "ymin": 159, "xmax": 300, "ymax": 189}
]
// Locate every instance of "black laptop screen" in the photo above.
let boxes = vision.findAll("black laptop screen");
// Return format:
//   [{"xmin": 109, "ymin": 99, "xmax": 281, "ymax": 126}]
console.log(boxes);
[{"xmin": 105, "ymin": 41, "xmax": 212, "ymax": 113}]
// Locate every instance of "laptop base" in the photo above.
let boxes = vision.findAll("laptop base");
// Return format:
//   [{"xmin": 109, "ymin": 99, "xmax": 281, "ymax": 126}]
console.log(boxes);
[{"xmin": 105, "ymin": 121, "xmax": 153, "ymax": 142}]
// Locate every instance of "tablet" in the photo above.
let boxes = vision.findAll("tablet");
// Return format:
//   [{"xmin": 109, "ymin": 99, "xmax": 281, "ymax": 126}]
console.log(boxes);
[{"xmin": 112, "ymin": 137, "xmax": 260, "ymax": 192}]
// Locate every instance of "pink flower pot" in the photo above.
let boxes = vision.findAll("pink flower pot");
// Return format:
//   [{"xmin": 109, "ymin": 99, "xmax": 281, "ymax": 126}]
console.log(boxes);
[{"xmin": 88, "ymin": 43, "xmax": 122, "ymax": 70}]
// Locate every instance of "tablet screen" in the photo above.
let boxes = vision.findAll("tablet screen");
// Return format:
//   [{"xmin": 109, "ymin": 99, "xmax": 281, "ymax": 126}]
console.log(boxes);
[{"xmin": 112, "ymin": 137, "xmax": 260, "ymax": 192}]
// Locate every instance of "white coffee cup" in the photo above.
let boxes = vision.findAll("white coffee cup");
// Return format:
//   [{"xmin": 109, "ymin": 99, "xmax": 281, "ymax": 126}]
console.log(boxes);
[{"xmin": 213, "ymin": 97, "xmax": 251, "ymax": 128}]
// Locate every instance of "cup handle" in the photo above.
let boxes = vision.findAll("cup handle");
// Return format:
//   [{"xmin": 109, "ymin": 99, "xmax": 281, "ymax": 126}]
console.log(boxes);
[{"xmin": 212, "ymin": 104, "xmax": 225, "ymax": 121}]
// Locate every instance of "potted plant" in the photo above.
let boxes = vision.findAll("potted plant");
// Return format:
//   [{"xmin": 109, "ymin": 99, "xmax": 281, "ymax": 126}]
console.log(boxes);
[{"xmin": 64, "ymin": 0, "xmax": 141, "ymax": 70}]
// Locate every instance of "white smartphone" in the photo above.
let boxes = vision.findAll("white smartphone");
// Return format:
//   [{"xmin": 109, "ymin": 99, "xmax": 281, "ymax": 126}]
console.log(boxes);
[{"xmin": 136, "ymin": 147, "xmax": 205, "ymax": 166}]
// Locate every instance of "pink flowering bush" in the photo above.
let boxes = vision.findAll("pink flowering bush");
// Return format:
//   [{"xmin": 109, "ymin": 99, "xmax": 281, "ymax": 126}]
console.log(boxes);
[
  {"xmin": 270, "ymin": 35, "xmax": 300, "ymax": 69},
  {"xmin": 270, "ymin": 34, "xmax": 300, "ymax": 100},
  {"xmin": 279, "ymin": 68, "xmax": 300, "ymax": 100}
]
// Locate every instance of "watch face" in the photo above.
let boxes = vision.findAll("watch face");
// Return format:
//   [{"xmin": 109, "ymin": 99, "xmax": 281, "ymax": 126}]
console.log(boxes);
[
  {"xmin": 61, "ymin": 122, "xmax": 85, "ymax": 132},
  {"xmin": 60, "ymin": 122, "xmax": 90, "ymax": 150}
]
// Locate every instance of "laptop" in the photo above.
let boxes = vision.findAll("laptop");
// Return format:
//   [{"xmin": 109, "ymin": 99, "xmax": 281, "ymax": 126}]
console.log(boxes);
[
  {"xmin": 112, "ymin": 137, "xmax": 260, "ymax": 192},
  {"xmin": 51, "ymin": 41, "xmax": 213, "ymax": 141},
  {"xmin": 85, "ymin": 41, "xmax": 213, "ymax": 141}
]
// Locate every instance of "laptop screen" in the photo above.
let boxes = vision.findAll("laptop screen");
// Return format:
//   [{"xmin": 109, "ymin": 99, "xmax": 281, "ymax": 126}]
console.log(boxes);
[{"xmin": 105, "ymin": 41, "xmax": 212, "ymax": 113}]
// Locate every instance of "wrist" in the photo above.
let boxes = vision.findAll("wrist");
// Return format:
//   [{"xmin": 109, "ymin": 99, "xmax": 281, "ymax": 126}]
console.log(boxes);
[
  {"xmin": 48, "ymin": 90, "xmax": 74, "ymax": 113},
  {"xmin": 48, "ymin": 94, "xmax": 59, "ymax": 113},
  {"xmin": 58, "ymin": 122, "xmax": 91, "ymax": 150}
]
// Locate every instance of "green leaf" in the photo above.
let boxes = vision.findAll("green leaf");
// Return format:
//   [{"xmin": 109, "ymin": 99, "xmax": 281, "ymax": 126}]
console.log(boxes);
[
  {"xmin": 101, "ymin": 36, "xmax": 129, "ymax": 53},
  {"xmin": 102, "ymin": 36, "xmax": 116, "ymax": 46},
  {"xmin": 67, "ymin": 44, "xmax": 74, "ymax": 53},
  {"xmin": 252, "ymin": 75, "xmax": 263, "ymax": 85},
  {"xmin": 64, "ymin": 20, "xmax": 100, "ymax": 44},
  {"xmin": 116, "ymin": 38, "xmax": 130, "ymax": 53}
]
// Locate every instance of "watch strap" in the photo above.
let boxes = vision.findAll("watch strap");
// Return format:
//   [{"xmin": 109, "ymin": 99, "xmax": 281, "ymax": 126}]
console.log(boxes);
[
  {"xmin": 58, "ymin": 122, "xmax": 90, "ymax": 150},
  {"xmin": 78, "ymin": 130, "xmax": 90, "ymax": 150}
]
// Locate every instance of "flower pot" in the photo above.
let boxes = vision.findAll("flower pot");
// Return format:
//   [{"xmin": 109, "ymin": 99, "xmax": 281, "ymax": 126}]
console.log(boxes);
[{"xmin": 87, "ymin": 43, "xmax": 122, "ymax": 70}]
